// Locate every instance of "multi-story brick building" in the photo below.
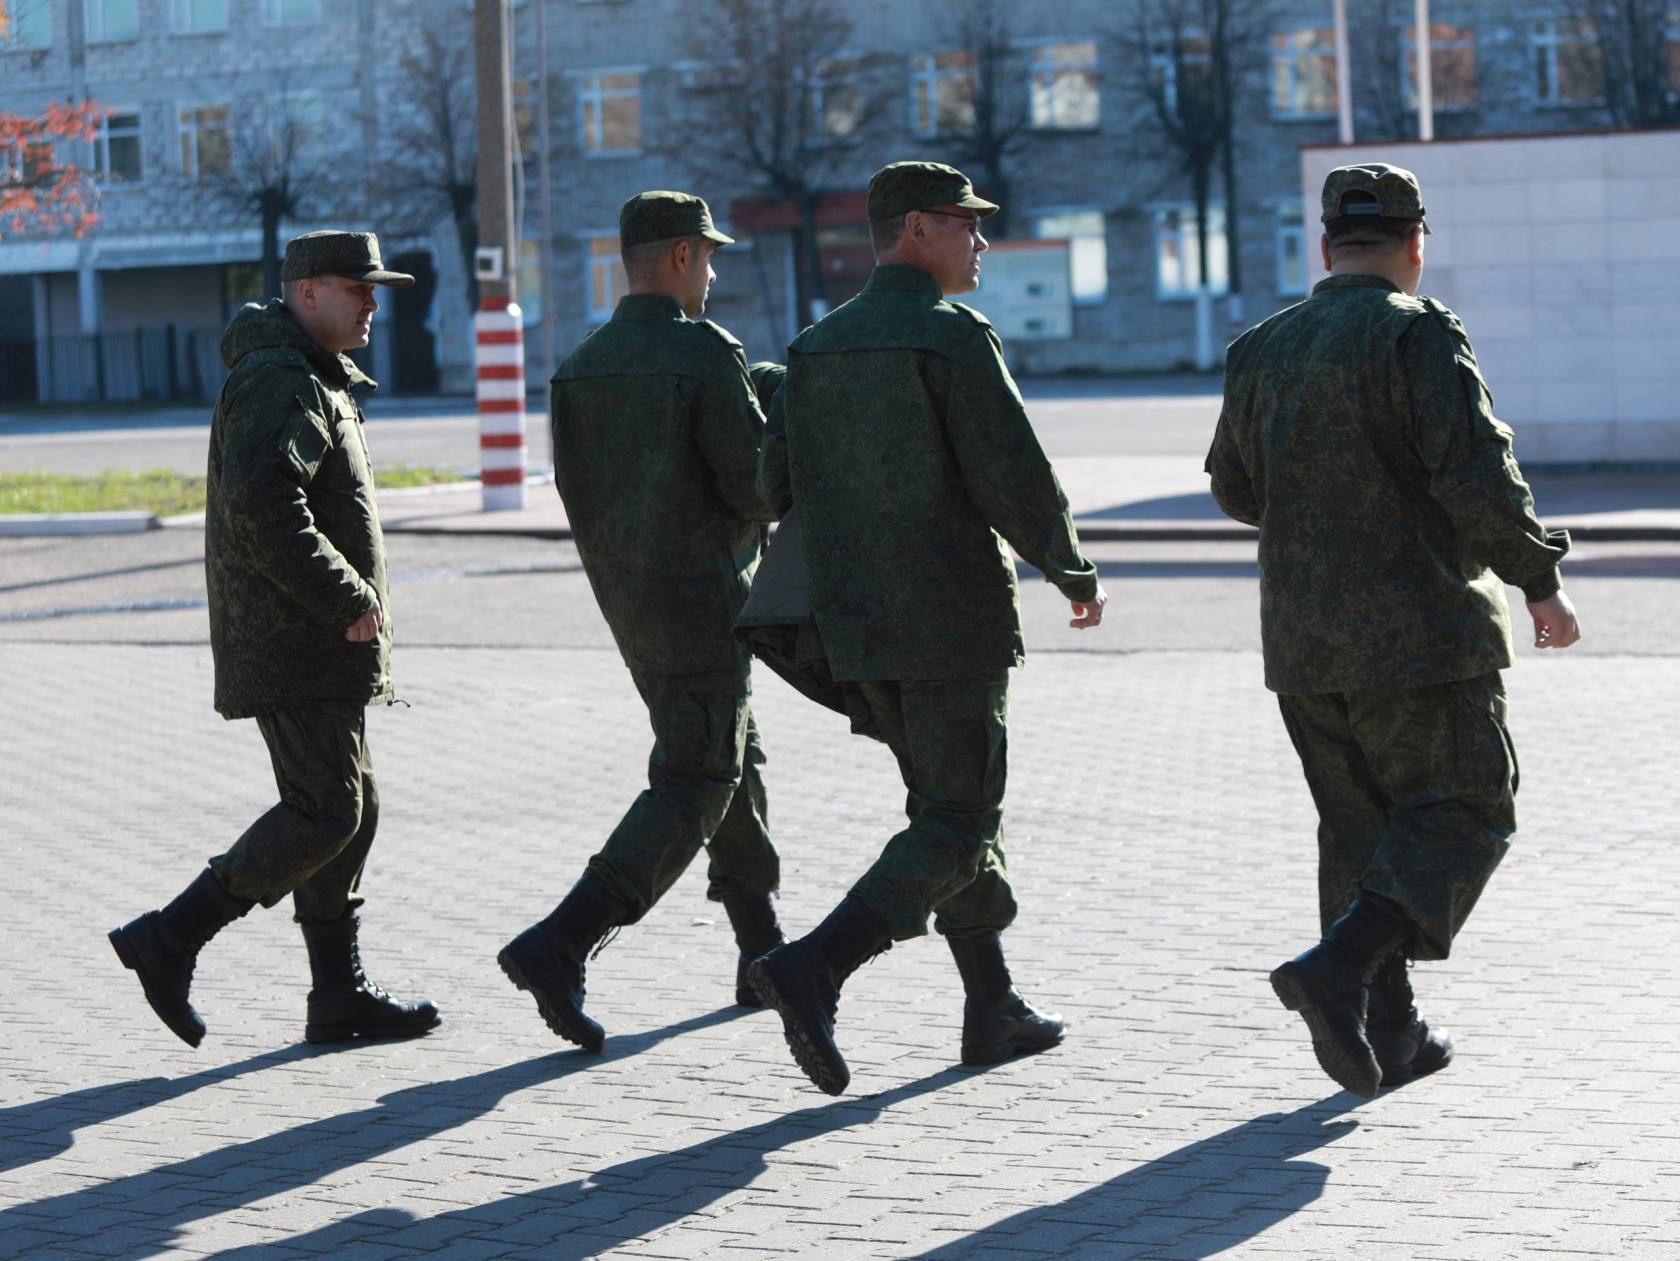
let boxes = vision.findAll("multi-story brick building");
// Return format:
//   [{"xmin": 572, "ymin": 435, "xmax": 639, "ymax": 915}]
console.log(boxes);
[{"xmin": 0, "ymin": 0, "xmax": 1653, "ymax": 401}]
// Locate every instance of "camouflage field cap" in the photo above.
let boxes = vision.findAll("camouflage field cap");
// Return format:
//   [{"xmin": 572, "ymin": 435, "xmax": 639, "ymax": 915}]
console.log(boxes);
[
  {"xmin": 279, "ymin": 230, "xmax": 415, "ymax": 286},
  {"xmin": 1321, "ymin": 163, "xmax": 1431, "ymax": 233},
  {"xmin": 619, "ymin": 191, "xmax": 734, "ymax": 251},
  {"xmin": 867, "ymin": 161, "xmax": 998, "ymax": 223}
]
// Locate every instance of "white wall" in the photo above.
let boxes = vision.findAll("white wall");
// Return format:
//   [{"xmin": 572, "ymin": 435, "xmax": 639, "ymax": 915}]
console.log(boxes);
[{"xmin": 1303, "ymin": 130, "xmax": 1680, "ymax": 462}]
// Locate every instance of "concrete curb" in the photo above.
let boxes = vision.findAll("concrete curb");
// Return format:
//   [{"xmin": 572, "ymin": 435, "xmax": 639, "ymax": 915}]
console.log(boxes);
[{"xmin": 0, "ymin": 511, "xmax": 160, "ymax": 537}]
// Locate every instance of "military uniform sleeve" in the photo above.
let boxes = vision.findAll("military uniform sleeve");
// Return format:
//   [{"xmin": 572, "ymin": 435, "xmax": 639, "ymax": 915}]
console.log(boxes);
[
  {"xmin": 1205, "ymin": 409, "xmax": 1260, "ymax": 527},
  {"xmin": 694, "ymin": 333, "xmax": 776, "ymax": 523},
  {"xmin": 216, "ymin": 366, "xmax": 380, "ymax": 627},
  {"xmin": 756, "ymin": 361, "xmax": 793, "ymax": 518},
  {"xmin": 1400, "ymin": 309, "xmax": 1570, "ymax": 600},
  {"xmin": 937, "ymin": 322, "xmax": 1099, "ymax": 603}
]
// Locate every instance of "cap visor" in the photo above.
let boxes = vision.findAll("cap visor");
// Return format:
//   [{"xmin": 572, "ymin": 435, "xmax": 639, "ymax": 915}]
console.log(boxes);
[
  {"xmin": 336, "ymin": 268, "xmax": 416, "ymax": 287},
  {"xmin": 702, "ymin": 227, "xmax": 735, "ymax": 246},
  {"xmin": 956, "ymin": 193, "xmax": 1000, "ymax": 217}
]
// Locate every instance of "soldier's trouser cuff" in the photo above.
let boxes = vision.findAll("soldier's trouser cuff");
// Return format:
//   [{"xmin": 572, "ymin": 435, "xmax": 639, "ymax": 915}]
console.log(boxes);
[{"xmin": 849, "ymin": 819, "xmax": 1012, "ymax": 942}]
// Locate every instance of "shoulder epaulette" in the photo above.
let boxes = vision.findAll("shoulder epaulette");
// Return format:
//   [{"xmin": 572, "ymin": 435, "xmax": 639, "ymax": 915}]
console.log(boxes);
[
  {"xmin": 1417, "ymin": 293, "xmax": 1469, "ymax": 343},
  {"xmin": 942, "ymin": 300, "xmax": 993, "ymax": 329},
  {"xmin": 695, "ymin": 319, "xmax": 744, "ymax": 350}
]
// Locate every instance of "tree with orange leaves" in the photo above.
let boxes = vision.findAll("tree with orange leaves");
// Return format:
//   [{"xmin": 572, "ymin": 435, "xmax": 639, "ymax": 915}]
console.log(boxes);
[{"xmin": 0, "ymin": 100, "xmax": 107, "ymax": 239}]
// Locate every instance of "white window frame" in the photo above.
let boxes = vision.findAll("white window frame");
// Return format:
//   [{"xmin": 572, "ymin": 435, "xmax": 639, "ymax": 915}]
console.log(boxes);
[
  {"xmin": 576, "ymin": 70, "xmax": 642, "ymax": 157},
  {"xmin": 1033, "ymin": 209, "xmax": 1108, "ymax": 306},
  {"xmin": 1, "ymin": 0, "xmax": 52, "ymax": 49},
  {"xmin": 910, "ymin": 50, "xmax": 978, "ymax": 138},
  {"xmin": 171, "ymin": 0, "xmax": 228, "ymax": 34},
  {"xmin": 584, "ymin": 232, "xmax": 628, "ymax": 324},
  {"xmin": 803, "ymin": 56, "xmax": 865, "ymax": 144},
  {"xmin": 262, "ymin": 0, "xmax": 321, "ymax": 27},
  {"xmin": 1271, "ymin": 27, "xmax": 1338, "ymax": 119},
  {"xmin": 1154, "ymin": 202, "xmax": 1229, "ymax": 300},
  {"xmin": 1275, "ymin": 202, "xmax": 1308, "ymax": 298},
  {"xmin": 94, "ymin": 108, "xmax": 143, "ymax": 183},
  {"xmin": 1401, "ymin": 21, "xmax": 1476, "ymax": 112},
  {"xmin": 1530, "ymin": 18, "xmax": 1603, "ymax": 107},
  {"xmin": 85, "ymin": 0, "xmax": 141, "ymax": 44},
  {"xmin": 1027, "ymin": 39, "xmax": 1100, "ymax": 131},
  {"xmin": 178, "ymin": 103, "xmax": 231, "ymax": 179}
]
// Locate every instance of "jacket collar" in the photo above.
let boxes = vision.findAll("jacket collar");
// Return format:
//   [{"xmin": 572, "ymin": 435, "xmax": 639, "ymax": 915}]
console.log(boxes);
[
  {"xmin": 219, "ymin": 298, "xmax": 373, "ymax": 391},
  {"xmin": 1312, "ymin": 274, "xmax": 1403, "ymax": 297},
  {"xmin": 613, "ymin": 293, "xmax": 688, "ymax": 322},
  {"xmin": 864, "ymin": 265, "xmax": 945, "ymax": 297}
]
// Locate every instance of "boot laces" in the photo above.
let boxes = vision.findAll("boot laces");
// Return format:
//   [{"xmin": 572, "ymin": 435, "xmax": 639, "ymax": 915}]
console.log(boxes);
[{"xmin": 589, "ymin": 925, "xmax": 622, "ymax": 962}]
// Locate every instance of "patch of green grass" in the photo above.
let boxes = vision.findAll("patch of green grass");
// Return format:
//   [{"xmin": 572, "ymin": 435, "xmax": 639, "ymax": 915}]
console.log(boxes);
[
  {"xmin": 0, "ymin": 465, "xmax": 468, "ymax": 515},
  {"xmin": 0, "ymin": 470, "xmax": 209, "ymax": 516},
  {"xmin": 374, "ymin": 464, "xmax": 473, "ymax": 490}
]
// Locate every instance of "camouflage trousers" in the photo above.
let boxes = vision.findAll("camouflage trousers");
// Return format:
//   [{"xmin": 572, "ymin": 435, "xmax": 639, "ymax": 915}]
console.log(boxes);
[
  {"xmin": 587, "ymin": 667, "xmax": 777, "ymax": 922},
  {"xmin": 209, "ymin": 703, "xmax": 376, "ymax": 924},
  {"xmin": 848, "ymin": 672, "xmax": 1017, "ymax": 942},
  {"xmin": 1277, "ymin": 671, "xmax": 1517, "ymax": 962}
]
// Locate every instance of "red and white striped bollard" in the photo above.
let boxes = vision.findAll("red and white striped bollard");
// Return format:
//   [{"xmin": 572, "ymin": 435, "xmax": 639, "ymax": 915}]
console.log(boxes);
[{"xmin": 475, "ymin": 296, "xmax": 527, "ymax": 512}]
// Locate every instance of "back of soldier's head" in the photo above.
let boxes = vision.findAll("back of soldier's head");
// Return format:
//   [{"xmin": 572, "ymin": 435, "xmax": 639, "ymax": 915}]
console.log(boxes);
[{"xmin": 1324, "ymin": 192, "xmax": 1421, "ymax": 259}]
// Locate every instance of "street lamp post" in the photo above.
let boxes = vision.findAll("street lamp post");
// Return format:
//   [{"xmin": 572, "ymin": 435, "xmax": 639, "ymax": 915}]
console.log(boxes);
[
  {"xmin": 1415, "ymin": 0, "xmax": 1435, "ymax": 141},
  {"xmin": 473, "ymin": 0, "xmax": 526, "ymax": 512}
]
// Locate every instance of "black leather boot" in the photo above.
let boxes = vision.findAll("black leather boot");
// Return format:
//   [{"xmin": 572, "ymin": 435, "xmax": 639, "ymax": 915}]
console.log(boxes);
[
  {"xmin": 747, "ymin": 896, "xmax": 891, "ymax": 1095},
  {"xmin": 497, "ymin": 874, "xmax": 628, "ymax": 1052},
  {"xmin": 722, "ymin": 893, "xmax": 785, "ymax": 1007},
  {"xmin": 109, "ymin": 867, "xmax": 255, "ymax": 1048},
  {"xmin": 1366, "ymin": 955, "xmax": 1454, "ymax": 1086},
  {"xmin": 947, "ymin": 932, "xmax": 1065, "ymax": 1066},
  {"xmin": 300, "ymin": 913, "xmax": 441, "ymax": 1044},
  {"xmin": 1270, "ymin": 894, "xmax": 1410, "ymax": 1098}
]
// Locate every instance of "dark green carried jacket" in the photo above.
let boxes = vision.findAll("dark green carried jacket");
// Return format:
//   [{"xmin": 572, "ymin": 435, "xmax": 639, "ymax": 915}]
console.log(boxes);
[
  {"xmin": 552, "ymin": 294, "xmax": 773, "ymax": 677},
  {"xmin": 206, "ymin": 300, "xmax": 391, "ymax": 719},
  {"xmin": 759, "ymin": 265, "xmax": 1097, "ymax": 682},
  {"xmin": 1207, "ymin": 274, "xmax": 1569, "ymax": 695}
]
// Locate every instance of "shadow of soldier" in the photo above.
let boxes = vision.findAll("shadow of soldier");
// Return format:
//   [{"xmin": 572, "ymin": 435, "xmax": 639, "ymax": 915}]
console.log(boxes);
[
  {"xmin": 0, "ymin": 1045, "xmax": 319, "ymax": 1176},
  {"xmin": 191, "ymin": 1091, "xmax": 1363, "ymax": 1261},
  {"xmin": 0, "ymin": 1004, "xmax": 749, "ymax": 1261},
  {"xmin": 902, "ymin": 1099, "xmax": 1365, "ymax": 1258},
  {"xmin": 192, "ymin": 1067, "xmax": 973, "ymax": 1260}
]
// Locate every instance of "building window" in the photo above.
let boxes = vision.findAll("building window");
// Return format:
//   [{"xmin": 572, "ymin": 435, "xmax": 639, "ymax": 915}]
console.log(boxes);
[
  {"xmin": 1532, "ymin": 19, "xmax": 1603, "ymax": 105},
  {"xmin": 1155, "ymin": 204, "xmax": 1228, "ymax": 299},
  {"xmin": 0, "ymin": 0, "xmax": 52, "ymax": 49},
  {"xmin": 578, "ymin": 73, "xmax": 640, "ymax": 156},
  {"xmin": 94, "ymin": 110, "xmax": 142, "ymax": 181},
  {"xmin": 1275, "ymin": 202, "xmax": 1307, "ymax": 297},
  {"xmin": 1029, "ymin": 41, "xmax": 1099, "ymax": 129},
  {"xmin": 911, "ymin": 51, "xmax": 977, "ymax": 137},
  {"xmin": 268, "ymin": 93, "xmax": 323, "ymax": 169},
  {"xmin": 586, "ymin": 235, "xmax": 628, "ymax": 323},
  {"xmin": 518, "ymin": 240, "xmax": 542, "ymax": 327},
  {"xmin": 1035, "ymin": 210, "xmax": 1107, "ymax": 305},
  {"xmin": 1403, "ymin": 22, "xmax": 1477, "ymax": 111},
  {"xmin": 512, "ymin": 79, "xmax": 536, "ymax": 158},
  {"xmin": 172, "ymin": 0, "xmax": 227, "ymax": 33},
  {"xmin": 1272, "ymin": 28, "xmax": 1337, "ymax": 118},
  {"xmin": 86, "ymin": 0, "xmax": 140, "ymax": 43},
  {"xmin": 262, "ymin": 0, "xmax": 319, "ymax": 25},
  {"xmin": 179, "ymin": 105, "xmax": 231, "ymax": 179},
  {"xmin": 806, "ymin": 58, "xmax": 864, "ymax": 141}
]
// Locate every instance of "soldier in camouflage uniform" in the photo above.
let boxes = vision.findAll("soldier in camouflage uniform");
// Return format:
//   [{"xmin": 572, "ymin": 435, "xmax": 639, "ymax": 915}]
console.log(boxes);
[
  {"xmin": 497, "ymin": 192, "xmax": 785, "ymax": 1053},
  {"xmin": 746, "ymin": 163, "xmax": 1107, "ymax": 1095},
  {"xmin": 109, "ymin": 231, "xmax": 440, "ymax": 1048},
  {"xmin": 1207, "ymin": 164, "xmax": 1581, "ymax": 1098}
]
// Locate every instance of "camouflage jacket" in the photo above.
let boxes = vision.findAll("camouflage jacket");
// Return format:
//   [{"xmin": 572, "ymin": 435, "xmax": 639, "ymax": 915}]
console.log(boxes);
[
  {"xmin": 206, "ymin": 300, "xmax": 391, "ymax": 718},
  {"xmin": 759, "ymin": 265, "xmax": 1097, "ymax": 682},
  {"xmin": 551, "ymin": 294, "xmax": 773, "ymax": 677},
  {"xmin": 1207, "ymin": 274, "xmax": 1569, "ymax": 695}
]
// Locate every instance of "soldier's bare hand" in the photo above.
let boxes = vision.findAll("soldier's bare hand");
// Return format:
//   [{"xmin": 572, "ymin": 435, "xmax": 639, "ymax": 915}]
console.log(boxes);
[
  {"xmin": 1070, "ymin": 584, "xmax": 1108, "ymax": 630},
  {"xmin": 345, "ymin": 603, "xmax": 383, "ymax": 643},
  {"xmin": 1527, "ymin": 590, "xmax": 1579, "ymax": 649}
]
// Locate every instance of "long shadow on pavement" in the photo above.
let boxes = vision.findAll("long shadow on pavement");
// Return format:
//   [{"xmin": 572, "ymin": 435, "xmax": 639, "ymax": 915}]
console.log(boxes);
[
  {"xmin": 187, "ymin": 1090, "xmax": 1361, "ymax": 1261},
  {"xmin": 193, "ymin": 1067, "xmax": 972, "ymax": 1261},
  {"xmin": 0, "ymin": 1044, "xmax": 318, "ymax": 1175},
  {"xmin": 0, "ymin": 1005, "xmax": 745, "ymax": 1260},
  {"xmin": 906, "ymin": 1098, "xmax": 1362, "ymax": 1258}
]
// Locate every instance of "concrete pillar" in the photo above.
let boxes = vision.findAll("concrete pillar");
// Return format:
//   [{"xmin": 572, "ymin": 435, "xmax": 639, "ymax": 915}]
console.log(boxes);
[{"xmin": 76, "ymin": 258, "xmax": 102, "ymax": 335}]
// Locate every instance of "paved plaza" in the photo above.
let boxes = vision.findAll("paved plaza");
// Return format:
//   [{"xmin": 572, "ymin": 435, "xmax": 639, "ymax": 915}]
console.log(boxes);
[{"xmin": 2, "ymin": 499, "xmax": 1678, "ymax": 1258}]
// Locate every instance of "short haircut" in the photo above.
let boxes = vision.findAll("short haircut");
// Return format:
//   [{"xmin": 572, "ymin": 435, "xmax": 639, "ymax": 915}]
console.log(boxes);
[
  {"xmin": 621, "ymin": 234, "xmax": 706, "ymax": 286},
  {"xmin": 869, "ymin": 214, "xmax": 907, "ymax": 257},
  {"xmin": 1324, "ymin": 191, "xmax": 1421, "ymax": 255}
]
